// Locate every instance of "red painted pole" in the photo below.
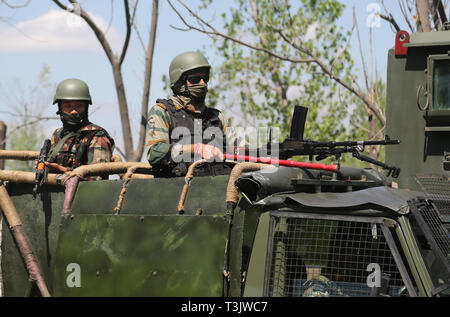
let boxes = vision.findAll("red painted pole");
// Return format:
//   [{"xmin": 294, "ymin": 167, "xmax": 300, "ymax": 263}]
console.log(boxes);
[{"xmin": 223, "ymin": 154, "xmax": 338, "ymax": 172}]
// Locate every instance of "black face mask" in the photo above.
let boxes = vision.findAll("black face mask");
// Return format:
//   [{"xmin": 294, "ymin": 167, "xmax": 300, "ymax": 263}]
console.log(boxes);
[{"xmin": 59, "ymin": 111, "xmax": 88, "ymax": 131}]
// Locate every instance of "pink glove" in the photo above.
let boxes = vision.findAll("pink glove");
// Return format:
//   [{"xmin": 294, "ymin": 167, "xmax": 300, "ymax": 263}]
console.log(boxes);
[{"xmin": 193, "ymin": 143, "xmax": 224, "ymax": 161}]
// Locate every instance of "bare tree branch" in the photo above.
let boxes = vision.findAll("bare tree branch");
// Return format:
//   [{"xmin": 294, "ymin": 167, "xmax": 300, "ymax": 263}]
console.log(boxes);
[
  {"xmin": 0, "ymin": 117, "xmax": 58, "ymax": 147},
  {"xmin": 276, "ymin": 28, "xmax": 386, "ymax": 126},
  {"xmin": 104, "ymin": 0, "xmax": 114, "ymax": 36},
  {"xmin": 119, "ymin": 0, "xmax": 132, "ymax": 65},
  {"xmin": 51, "ymin": 0, "xmax": 159, "ymax": 161},
  {"xmin": 249, "ymin": 0, "xmax": 287, "ymax": 109},
  {"xmin": 379, "ymin": 1, "xmax": 401, "ymax": 32},
  {"xmin": 131, "ymin": 0, "xmax": 147, "ymax": 51},
  {"xmin": 52, "ymin": 0, "xmax": 117, "ymax": 64},
  {"xmin": 379, "ymin": 13, "xmax": 401, "ymax": 32},
  {"xmin": 170, "ymin": 0, "xmax": 386, "ymax": 126},
  {"xmin": 329, "ymin": 11, "xmax": 356, "ymax": 75},
  {"xmin": 416, "ymin": 0, "xmax": 432, "ymax": 31},
  {"xmin": 135, "ymin": 0, "xmax": 159, "ymax": 161},
  {"xmin": 398, "ymin": 0, "xmax": 415, "ymax": 32},
  {"xmin": 437, "ymin": 0, "xmax": 448, "ymax": 23},
  {"xmin": 354, "ymin": 8, "xmax": 370, "ymax": 92},
  {"xmin": 430, "ymin": 0, "xmax": 442, "ymax": 30},
  {"xmin": 1, "ymin": 0, "xmax": 31, "ymax": 8},
  {"xmin": 168, "ymin": 0, "xmax": 315, "ymax": 64}
]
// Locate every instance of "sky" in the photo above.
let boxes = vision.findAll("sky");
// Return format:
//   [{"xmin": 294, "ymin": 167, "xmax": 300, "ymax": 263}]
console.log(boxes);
[{"xmin": 0, "ymin": 0, "xmax": 411, "ymax": 161}]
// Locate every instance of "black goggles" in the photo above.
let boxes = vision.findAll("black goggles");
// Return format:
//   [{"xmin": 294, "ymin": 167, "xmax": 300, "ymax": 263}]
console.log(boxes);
[{"xmin": 185, "ymin": 74, "xmax": 209, "ymax": 84}]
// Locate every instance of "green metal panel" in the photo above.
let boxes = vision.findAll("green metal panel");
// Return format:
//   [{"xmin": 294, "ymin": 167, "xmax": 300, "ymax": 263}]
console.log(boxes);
[
  {"xmin": 227, "ymin": 201, "xmax": 263, "ymax": 297},
  {"xmin": 406, "ymin": 30, "xmax": 450, "ymax": 47},
  {"xmin": 243, "ymin": 212, "xmax": 270, "ymax": 297},
  {"xmin": 182, "ymin": 175, "xmax": 229, "ymax": 215},
  {"xmin": 71, "ymin": 176, "xmax": 230, "ymax": 216},
  {"xmin": 52, "ymin": 214, "xmax": 229, "ymax": 296},
  {"xmin": 70, "ymin": 180, "xmax": 123, "ymax": 214},
  {"xmin": 386, "ymin": 48, "xmax": 450, "ymax": 190},
  {"xmin": 1, "ymin": 183, "xmax": 65, "ymax": 296}
]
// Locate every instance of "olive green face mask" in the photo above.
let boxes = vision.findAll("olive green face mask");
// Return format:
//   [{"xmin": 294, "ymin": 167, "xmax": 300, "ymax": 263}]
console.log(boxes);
[
  {"xmin": 176, "ymin": 81, "xmax": 208, "ymax": 100},
  {"xmin": 187, "ymin": 82, "xmax": 208, "ymax": 101}
]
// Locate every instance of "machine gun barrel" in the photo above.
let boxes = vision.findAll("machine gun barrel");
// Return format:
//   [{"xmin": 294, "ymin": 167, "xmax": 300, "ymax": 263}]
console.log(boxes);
[
  {"xmin": 32, "ymin": 139, "xmax": 51, "ymax": 199},
  {"xmin": 268, "ymin": 136, "xmax": 401, "ymax": 177},
  {"xmin": 312, "ymin": 138, "xmax": 400, "ymax": 148}
]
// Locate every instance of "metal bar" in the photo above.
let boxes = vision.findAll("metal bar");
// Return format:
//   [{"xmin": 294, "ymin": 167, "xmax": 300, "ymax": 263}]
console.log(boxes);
[
  {"xmin": 0, "ymin": 183, "xmax": 51, "ymax": 297},
  {"xmin": 408, "ymin": 200, "xmax": 450, "ymax": 274},
  {"xmin": 270, "ymin": 210, "xmax": 389, "ymax": 224},
  {"xmin": 263, "ymin": 214, "xmax": 275, "ymax": 297},
  {"xmin": 424, "ymin": 126, "xmax": 450, "ymax": 132},
  {"xmin": 380, "ymin": 221, "xmax": 418, "ymax": 296},
  {"xmin": 398, "ymin": 217, "xmax": 434, "ymax": 296}
]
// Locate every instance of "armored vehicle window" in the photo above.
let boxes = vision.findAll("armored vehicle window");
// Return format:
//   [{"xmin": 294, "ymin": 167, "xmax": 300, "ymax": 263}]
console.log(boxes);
[
  {"xmin": 263, "ymin": 212, "xmax": 416, "ymax": 297},
  {"xmin": 433, "ymin": 59, "xmax": 450, "ymax": 110}
]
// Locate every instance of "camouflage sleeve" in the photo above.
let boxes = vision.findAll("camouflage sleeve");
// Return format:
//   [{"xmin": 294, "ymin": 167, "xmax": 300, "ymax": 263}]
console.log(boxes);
[
  {"xmin": 146, "ymin": 104, "xmax": 172, "ymax": 166},
  {"xmin": 87, "ymin": 134, "xmax": 113, "ymax": 165},
  {"xmin": 50, "ymin": 128, "xmax": 61, "ymax": 147}
]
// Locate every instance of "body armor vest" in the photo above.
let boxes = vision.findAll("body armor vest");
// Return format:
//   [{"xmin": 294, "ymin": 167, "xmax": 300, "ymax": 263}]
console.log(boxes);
[
  {"xmin": 47, "ymin": 122, "xmax": 113, "ymax": 170},
  {"xmin": 155, "ymin": 98, "xmax": 233, "ymax": 177}
]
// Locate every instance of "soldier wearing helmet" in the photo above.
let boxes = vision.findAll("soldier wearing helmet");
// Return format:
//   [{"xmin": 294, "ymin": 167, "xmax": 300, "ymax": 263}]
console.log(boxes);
[
  {"xmin": 146, "ymin": 51, "xmax": 240, "ymax": 177},
  {"xmin": 43, "ymin": 78, "xmax": 115, "ymax": 177}
]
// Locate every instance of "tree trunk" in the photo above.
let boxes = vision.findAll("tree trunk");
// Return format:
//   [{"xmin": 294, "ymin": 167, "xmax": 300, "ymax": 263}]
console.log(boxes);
[
  {"xmin": 111, "ymin": 60, "xmax": 134, "ymax": 161},
  {"xmin": 416, "ymin": 0, "xmax": 432, "ymax": 32},
  {"xmin": 0, "ymin": 121, "xmax": 7, "ymax": 170},
  {"xmin": 430, "ymin": 0, "xmax": 441, "ymax": 30},
  {"xmin": 134, "ymin": 0, "xmax": 159, "ymax": 162}
]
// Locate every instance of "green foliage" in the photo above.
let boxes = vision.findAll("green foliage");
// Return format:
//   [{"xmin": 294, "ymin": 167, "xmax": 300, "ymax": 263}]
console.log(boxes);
[
  {"xmin": 6, "ymin": 128, "xmax": 45, "ymax": 171},
  {"xmin": 195, "ymin": 0, "xmax": 380, "ymax": 167},
  {"xmin": 199, "ymin": 0, "xmax": 356, "ymax": 142}
]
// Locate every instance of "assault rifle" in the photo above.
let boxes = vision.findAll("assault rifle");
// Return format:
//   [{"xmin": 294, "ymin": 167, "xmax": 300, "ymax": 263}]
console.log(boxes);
[
  {"xmin": 33, "ymin": 139, "xmax": 51, "ymax": 199},
  {"xmin": 265, "ymin": 106, "xmax": 401, "ymax": 178}
]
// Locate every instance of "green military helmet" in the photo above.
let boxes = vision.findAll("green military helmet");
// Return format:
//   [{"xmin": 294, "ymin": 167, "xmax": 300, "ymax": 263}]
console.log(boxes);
[
  {"xmin": 169, "ymin": 51, "xmax": 211, "ymax": 87},
  {"xmin": 53, "ymin": 78, "xmax": 92, "ymax": 105}
]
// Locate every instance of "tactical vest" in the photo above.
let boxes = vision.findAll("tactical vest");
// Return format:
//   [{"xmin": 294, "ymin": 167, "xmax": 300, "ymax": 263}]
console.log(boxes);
[
  {"xmin": 155, "ymin": 98, "xmax": 233, "ymax": 177},
  {"xmin": 47, "ymin": 123, "xmax": 114, "ymax": 170}
]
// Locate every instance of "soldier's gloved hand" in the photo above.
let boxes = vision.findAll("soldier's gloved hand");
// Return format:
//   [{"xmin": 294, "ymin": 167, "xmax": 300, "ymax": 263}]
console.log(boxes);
[
  {"xmin": 193, "ymin": 143, "xmax": 224, "ymax": 161},
  {"xmin": 43, "ymin": 162, "xmax": 68, "ymax": 173}
]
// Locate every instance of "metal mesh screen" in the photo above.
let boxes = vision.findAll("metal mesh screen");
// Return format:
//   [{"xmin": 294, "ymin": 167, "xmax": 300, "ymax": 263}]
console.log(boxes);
[
  {"xmin": 416, "ymin": 201, "xmax": 450, "ymax": 260},
  {"xmin": 265, "ymin": 214, "xmax": 408, "ymax": 297},
  {"xmin": 409, "ymin": 198, "xmax": 450, "ymax": 274},
  {"xmin": 414, "ymin": 174, "xmax": 450, "ymax": 219}
]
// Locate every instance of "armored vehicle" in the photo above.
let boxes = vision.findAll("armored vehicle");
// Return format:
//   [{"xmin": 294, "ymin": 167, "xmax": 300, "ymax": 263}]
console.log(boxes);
[{"xmin": 0, "ymin": 29, "xmax": 449, "ymax": 297}]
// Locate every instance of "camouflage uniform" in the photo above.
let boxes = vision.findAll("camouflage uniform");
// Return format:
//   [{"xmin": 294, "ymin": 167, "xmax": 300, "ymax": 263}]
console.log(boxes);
[
  {"xmin": 146, "ymin": 95, "xmax": 242, "ymax": 177},
  {"xmin": 48, "ymin": 122, "xmax": 114, "ymax": 177},
  {"xmin": 147, "ymin": 51, "xmax": 248, "ymax": 176}
]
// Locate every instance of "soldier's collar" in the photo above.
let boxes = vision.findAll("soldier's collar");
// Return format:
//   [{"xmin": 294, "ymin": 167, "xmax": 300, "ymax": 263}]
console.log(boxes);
[
  {"xmin": 171, "ymin": 95, "xmax": 205, "ymax": 114},
  {"xmin": 79, "ymin": 122, "xmax": 101, "ymax": 131}
]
